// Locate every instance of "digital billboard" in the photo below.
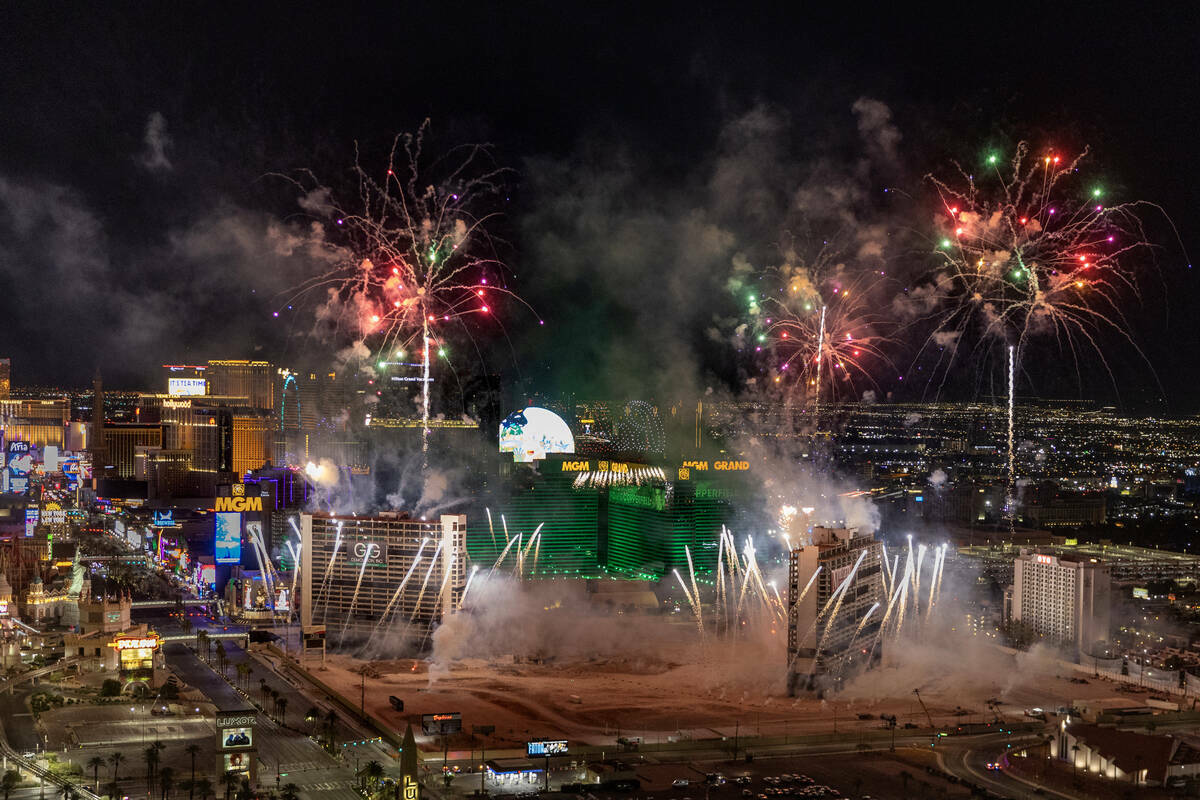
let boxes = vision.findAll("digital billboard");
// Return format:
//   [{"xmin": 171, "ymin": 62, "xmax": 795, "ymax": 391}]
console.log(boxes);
[
  {"xmin": 5, "ymin": 441, "xmax": 32, "ymax": 494},
  {"xmin": 527, "ymin": 740, "xmax": 568, "ymax": 757},
  {"xmin": 499, "ymin": 407, "xmax": 574, "ymax": 463},
  {"xmin": 168, "ymin": 378, "xmax": 207, "ymax": 396},
  {"xmin": 215, "ymin": 512, "xmax": 242, "ymax": 564},
  {"xmin": 152, "ymin": 510, "xmax": 175, "ymax": 527},
  {"xmin": 200, "ymin": 563, "xmax": 216, "ymax": 585}
]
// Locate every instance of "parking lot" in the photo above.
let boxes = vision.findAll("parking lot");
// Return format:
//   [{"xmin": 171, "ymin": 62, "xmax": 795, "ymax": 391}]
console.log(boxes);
[{"xmin": 541, "ymin": 750, "xmax": 974, "ymax": 800}]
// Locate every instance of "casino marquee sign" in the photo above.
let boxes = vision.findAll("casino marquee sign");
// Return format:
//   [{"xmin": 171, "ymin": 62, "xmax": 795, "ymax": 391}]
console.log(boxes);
[{"xmin": 215, "ymin": 483, "xmax": 263, "ymax": 513}]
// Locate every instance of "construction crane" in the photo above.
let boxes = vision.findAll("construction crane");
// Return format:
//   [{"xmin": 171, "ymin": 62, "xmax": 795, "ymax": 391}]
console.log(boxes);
[{"xmin": 913, "ymin": 688, "xmax": 935, "ymax": 729}]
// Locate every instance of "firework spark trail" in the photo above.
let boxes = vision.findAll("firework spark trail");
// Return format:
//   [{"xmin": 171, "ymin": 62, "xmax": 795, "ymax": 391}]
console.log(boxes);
[
  {"xmin": 673, "ymin": 568, "xmax": 703, "ymax": 637},
  {"xmin": 502, "ymin": 515, "xmax": 510, "ymax": 544},
  {"xmin": 716, "ymin": 531, "xmax": 728, "ymax": 631},
  {"xmin": 340, "ymin": 545, "xmax": 375, "ymax": 645},
  {"xmin": 419, "ymin": 544, "xmax": 460, "ymax": 650},
  {"xmin": 247, "ymin": 528, "xmax": 275, "ymax": 608},
  {"xmin": 371, "ymin": 538, "xmax": 428, "ymax": 638},
  {"xmin": 796, "ymin": 565, "xmax": 822, "ymax": 606},
  {"xmin": 926, "ymin": 546, "xmax": 945, "ymax": 609},
  {"xmin": 486, "ymin": 508, "xmax": 496, "ymax": 549},
  {"xmin": 723, "ymin": 529, "xmax": 742, "ymax": 625},
  {"xmin": 489, "ymin": 533, "xmax": 521, "ymax": 574},
  {"xmin": 926, "ymin": 545, "xmax": 946, "ymax": 619},
  {"xmin": 405, "ymin": 540, "xmax": 445, "ymax": 626},
  {"xmin": 285, "ymin": 539, "xmax": 301, "ymax": 617},
  {"xmin": 866, "ymin": 552, "xmax": 914, "ymax": 663},
  {"xmin": 770, "ymin": 581, "xmax": 786, "ymax": 616},
  {"xmin": 314, "ymin": 521, "xmax": 344, "ymax": 623},
  {"xmin": 531, "ymin": 526, "xmax": 543, "ymax": 576},
  {"xmin": 893, "ymin": 546, "xmax": 915, "ymax": 640},
  {"xmin": 814, "ymin": 304, "xmax": 826, "ymax": 419},
  {"xmin": 459, "ymin": 564, "xmax": 480, "ymax": 609},
  {"xmin": 1006, "ymin": 343, "xmax": 1016, "ymax": 521},
  {"xmin": 913, "ymin": 543, "xmax": 927, "ymax": 615},
  {"xmin": 880, "ymin": 543, "xmax": 892, "ymax": 596},
  {"xmin": 685, "ymin": 545, "xmax": 704, "ymax": 634},
  {"xmin": 809, "ymin": 550, "xmax": 868, "ymax": 675},
  {"xmin": 844, "ymin": 601, "xmax": 881, "ymax": 659}
]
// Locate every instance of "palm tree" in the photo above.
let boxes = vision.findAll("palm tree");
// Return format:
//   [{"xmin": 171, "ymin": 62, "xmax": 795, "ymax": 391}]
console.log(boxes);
[
  {"xmin": 159, "ymin": 766, "xmax": 175, "ymax": 800},
  {"xmin": 276, "ymin": 697, "xmax": 288, "ymax": 726},
  {"xmin": 194, "ymin": 779, "xmax": 213, "ymax": 800},
  {"xmin": 219, "ymin": 771, "xmax": 236, "ymax": 800},
  {"xmin": 304, "ymin": 707, "xmax": 319, "ymax": 734},
  {"xmin": 180, "ymin": 616, "xmax": 193, "ymax": 636},
  {"xmin": 184, "ymin": 744, "xmax": 201, "ymax": 800},
  {"xmin": 145, "ymin": 746, "xmax": 160, "ymax": 794},
  {"xmin": 196, "ymin": 630, "xmax": 209, "ymax": 659},
  {"xmin": 258, "ymin": 679, "xmax": 267, "ymax": 700},
  {"xmin": 234, "ymin": 663, "xmax": 249, "ymax": 691},
  {"xmin": 88, "ymin": 756, "xmax": 106, "ymax": 791},
  {"xmin": 362, "ymin": 761, "xmax": 384, "ymax": 792},
  {"xmin": 1, "ymin": 771, "xmax": 20, "ymax": 800},
  {"xmin": 1071, "ymin": 743, "xmax": 1081, "ymax": 781},
  {"xmin": 215, "ymin": 642, "xmax": 227, "ymax": 675},
  {"xmin": 109, "ymin": 751, "xmax": 126, "ymax": 787},
  {"xmin": 324, "ymin": 709, "xmax": 338, "ymax": 749}
]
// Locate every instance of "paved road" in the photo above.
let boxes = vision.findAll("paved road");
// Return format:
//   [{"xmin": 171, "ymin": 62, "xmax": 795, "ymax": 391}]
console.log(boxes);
[
  {"xmin": 163, "ymin": 641, "xmax": 363, "ymax": 800},
  {"xmin": 938, "ymin": 731, "xmax": 1080, "ymax": 800}
]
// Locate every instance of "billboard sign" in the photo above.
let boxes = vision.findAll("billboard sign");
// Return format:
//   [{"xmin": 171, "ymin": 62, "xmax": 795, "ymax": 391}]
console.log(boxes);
[
  {"xmin": 215, "ymin": 484, "xmax": 263, "ymax": 513},
  {"xmin": 421, "ymin": 713, "xmax": 462, "ymax": 736},
  {"xmin": 5, "ymin": 441, "xmax": 32, "ymax": 494},
  {"xmin": 168, "ymin": 378, "xmax": 207, "ymax": 396},
  {"xmin": 215, "ymin": 512, "xmax": 242, "ymax": 563},
  {"xmin": 526, "ymin": 740, "xmax": 568, "ymax": 757},
  {"xmin": 152, "ymin": 510, "xmax": 175, "ymax": 527},
  {"xmin": 24, "ymin": 509, "xmax": 38, "ymax": 537}
]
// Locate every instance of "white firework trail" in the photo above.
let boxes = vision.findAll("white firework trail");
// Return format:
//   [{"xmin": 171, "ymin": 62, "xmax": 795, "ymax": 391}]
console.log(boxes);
[
  {"xmin": 809, "ymin": 549, "xmax": 868, "ymax": 675},
  {"xmin": 372, "ymin": 538, "xmax": 429, "ymax": 637}
]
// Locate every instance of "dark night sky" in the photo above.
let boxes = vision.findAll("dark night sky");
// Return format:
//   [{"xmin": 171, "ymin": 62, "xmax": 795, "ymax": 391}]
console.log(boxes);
[{"xmin": 1, "ymin": 4, "xmax": 1198, "ymax": 412}]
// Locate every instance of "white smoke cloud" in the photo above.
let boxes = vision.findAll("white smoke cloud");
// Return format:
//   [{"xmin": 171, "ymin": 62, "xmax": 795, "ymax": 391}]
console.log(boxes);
[{"xmin": 139, "ymin": 112, "xmax": 173, "ymax": 172}]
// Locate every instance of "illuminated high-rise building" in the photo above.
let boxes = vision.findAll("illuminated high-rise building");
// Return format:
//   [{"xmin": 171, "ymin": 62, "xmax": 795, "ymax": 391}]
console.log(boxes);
[
  {"xmin": 300, "ymin": 512, "xmax": 466, "ymax": 650},
  {"xmin": 206, "ymin": 361, "xmax": 274, "ymax": 411},
  {"xmin": 0, "ymin": 397, "xmax": 70, "ymax": 449},
  {"xmin": 787, "ymin": 526, "xmax": 884, "ymax": 692},
  {"xmin": 0, "ymin": 358, "xmax": 10, "ymax": 399},
  {"xmin": 231, "ymin": 410, "xmax": 274, "ymax": 476},
  {"xmin": 1010, "ymin": 550, "xmax": 1111, "ymax": 653}
]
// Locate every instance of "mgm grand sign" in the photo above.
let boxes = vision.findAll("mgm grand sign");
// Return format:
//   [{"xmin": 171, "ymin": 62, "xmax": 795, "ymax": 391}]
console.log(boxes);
[{"xmin": 215, "ymin": 483, "xmax": 263, "ymax": 512}]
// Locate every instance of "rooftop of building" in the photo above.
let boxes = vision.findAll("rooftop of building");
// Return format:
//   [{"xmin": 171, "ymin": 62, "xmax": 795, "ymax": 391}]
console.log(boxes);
[{"xmin": 1066, "ymin": 722, "xmax": 1178, "ymax": 781}]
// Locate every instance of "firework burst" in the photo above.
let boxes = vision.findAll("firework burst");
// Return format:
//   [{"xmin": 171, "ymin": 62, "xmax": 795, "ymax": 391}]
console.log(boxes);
[
  {"xmin": 748, "ymin": 244, "xmax": 896, "ymax": 414},
  {"xmin": 919, "ymin": 141, "xmax": 1158, "ymax": 384},
  {"xmin": 280, "ymin": 121, "xmax": 536, "ymax": 455}
]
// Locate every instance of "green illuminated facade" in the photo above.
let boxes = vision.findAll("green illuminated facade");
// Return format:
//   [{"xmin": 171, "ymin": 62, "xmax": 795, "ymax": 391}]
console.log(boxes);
[{"xmin": 467, "ymin": 456, "xmax": 739, "ymax": 579}]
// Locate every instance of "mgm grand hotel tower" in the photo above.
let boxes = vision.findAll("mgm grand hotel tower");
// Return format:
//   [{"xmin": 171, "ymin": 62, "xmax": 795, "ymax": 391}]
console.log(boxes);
[
  {"xmin": 787, "ymin": 526, "xmax": 884, "ymax": 693},
  {"xmin": 300, "ymin": 512, "xmax": 467, "ymax": 649}
]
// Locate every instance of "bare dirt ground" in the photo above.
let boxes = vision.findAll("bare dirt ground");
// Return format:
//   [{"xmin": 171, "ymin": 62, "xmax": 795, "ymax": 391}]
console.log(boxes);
[{"xmin": 304, "ymin": 631, "xmax": 1127, "ymax": 751}]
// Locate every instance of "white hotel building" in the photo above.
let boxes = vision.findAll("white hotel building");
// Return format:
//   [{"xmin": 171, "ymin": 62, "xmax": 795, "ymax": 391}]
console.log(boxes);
[{"xmin": 1010, "ymin": 549, "xmax": 1111, "ymax": 653}]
